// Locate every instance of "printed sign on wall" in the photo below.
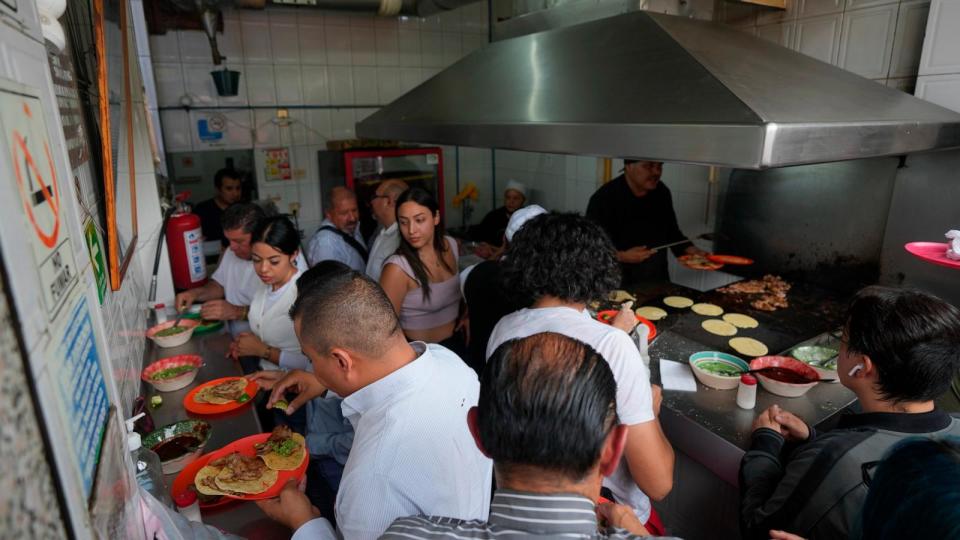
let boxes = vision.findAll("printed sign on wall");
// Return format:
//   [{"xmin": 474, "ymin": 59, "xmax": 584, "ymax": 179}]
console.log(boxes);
[
  {"xmin": 0, "ymin": 82, "xmax": 78, "ymax": 319},
  {"xmin": 263, "ymin": 147, "xmax": 292, "ymax": 182}
]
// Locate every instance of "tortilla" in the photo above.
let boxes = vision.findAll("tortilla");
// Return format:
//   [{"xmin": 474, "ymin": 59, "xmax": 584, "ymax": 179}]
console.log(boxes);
[
  {"xmin": 608, "ymin": 290, "xmax": 636, "ymax": 303},
  {"xmin": 691, "ymin": 303, "xmax": 724, "ymax": 317},
  {"xmin": 635, "ymin": 306, "xmax": 667, "ymax": 321},
  {"xmin": 702, "ymin": 319, "xmax": 738, "ymax": 336},
  {"xmin": 663, "ymin": 296, "xmax": 694, "ymax": 309},
  {"xmin": 729, "ymin": 337, "xmax": 769, "ymax": 357},
  {"xmin": 723, "ymin": 313, "xmax": 759, "ymax": 329},
  {"xmin": 195, "ymin": 464, "xmax": 227, "ymax": 496},
  {"xmin": 260, "ymin": 433, "xmax": 306, "ymax": 471},
  {"xmin": 679, "ymin": 254, "xmax": 723, "ymax": 271},
  {"xmin": 215, "ymin": 465, "xmax": 278, "ymax": 495},
  {"xmin": 195, "ymin": 379, "xmax": 247, "ymax": 405}
]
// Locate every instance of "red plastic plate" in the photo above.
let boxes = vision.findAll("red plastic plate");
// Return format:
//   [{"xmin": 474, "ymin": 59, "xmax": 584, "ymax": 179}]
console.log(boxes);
[
  {"xmin": 905, "ymin": 242, "xmax": 960, "ymax": 270},
  {"xmin": 183, "ymin": 377, "xmax": 259, "ymax": 415},
  {"xmin": 596, "ymin": 310, "xmax": 657, "ymax": 342},
  {"xmin": 171, "ymin": 432, "xmax": 309, "ymax": 504}
]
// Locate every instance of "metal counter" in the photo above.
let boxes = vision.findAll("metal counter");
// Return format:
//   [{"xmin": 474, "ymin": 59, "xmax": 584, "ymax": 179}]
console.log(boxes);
[
  {"xmin": 625, "ymin": 281, "xmax": 858, "ymax": 487},
  {"xmin": 142, "ymin": 327, "xmax": 292, "ymax": 538}
]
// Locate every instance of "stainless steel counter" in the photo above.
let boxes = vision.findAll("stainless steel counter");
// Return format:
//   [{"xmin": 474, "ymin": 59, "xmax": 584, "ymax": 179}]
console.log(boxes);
[
  {"xmin": 650, "ymin": 329, "xmax": 856, "ymax": 487},
  {"xmin": 142, "ymin": 327, "xmax": 292, "ymax": 538}
]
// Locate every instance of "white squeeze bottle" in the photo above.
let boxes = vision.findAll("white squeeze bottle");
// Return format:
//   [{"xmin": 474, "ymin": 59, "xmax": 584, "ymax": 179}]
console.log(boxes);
[
  {"xmin": 126, "ymin": 413, "xmax": 173, "ymax": 508},
  {"xmin": 737, "ymin": 374, "xmax": 758, "ymax": 410}
]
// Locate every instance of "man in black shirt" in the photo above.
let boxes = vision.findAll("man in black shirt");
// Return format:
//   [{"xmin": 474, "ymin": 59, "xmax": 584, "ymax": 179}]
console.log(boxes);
[
  {"xmin": 586, "ymin": 160, "xmax": 703, "ymax": 286},
  {"xmin": 192, "ymin": 168, "xmax": 243, "ymax": 245}
]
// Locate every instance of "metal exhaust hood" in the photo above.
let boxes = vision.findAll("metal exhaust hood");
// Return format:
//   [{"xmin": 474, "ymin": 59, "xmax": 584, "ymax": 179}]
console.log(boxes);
[{"xmin": 356, "ymin": 11, "xmax": 960, "ymax": 169}]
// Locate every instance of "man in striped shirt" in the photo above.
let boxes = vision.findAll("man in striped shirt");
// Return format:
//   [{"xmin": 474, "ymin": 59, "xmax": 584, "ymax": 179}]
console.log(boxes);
[{"xmin": 380, "ymin": 332, "xmax": 681, "ymax": 540}]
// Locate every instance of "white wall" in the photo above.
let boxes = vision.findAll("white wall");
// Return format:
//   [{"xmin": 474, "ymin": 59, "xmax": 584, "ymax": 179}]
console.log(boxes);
[
  {"xmin": 152, "ymin": 4, "xmax": 489, "ymax": 236},
  {"xmin": 914, "ymin": 0, "xmax": 960, "ymax": 111},
  {"xmin": 722, "ymin": 0, "xmax": 931, "ymax": 93}
]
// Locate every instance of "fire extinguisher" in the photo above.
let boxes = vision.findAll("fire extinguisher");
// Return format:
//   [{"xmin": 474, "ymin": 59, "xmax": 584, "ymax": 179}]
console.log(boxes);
[{"xmin": 166, "ymin": 192, "xmax": 208, "ymax": 290}]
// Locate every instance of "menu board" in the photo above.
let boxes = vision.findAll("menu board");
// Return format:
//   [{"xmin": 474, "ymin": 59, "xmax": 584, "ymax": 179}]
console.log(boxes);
[{"xmin": 48, "ymin": 292, "xmax": 109, "ymax": 497}]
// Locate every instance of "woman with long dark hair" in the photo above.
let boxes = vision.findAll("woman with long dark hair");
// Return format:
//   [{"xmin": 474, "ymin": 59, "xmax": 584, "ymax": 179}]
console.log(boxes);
[
  {"xmin": 380, "ymin": 187, "xmax": 463, "ymax": 349},
  {"xmin": 228, "ymin": 215, "xmax": 309, "ymax": 371}
]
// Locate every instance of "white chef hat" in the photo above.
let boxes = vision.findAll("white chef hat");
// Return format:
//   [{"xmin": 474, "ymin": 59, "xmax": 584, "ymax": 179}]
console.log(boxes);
[
  {"xmin": 504, "ymin": 180, "xmax": 527, "ymax": 198},
  {"xmin": 505, "ymin": 204, "xmax": 547, "ymax": 243}
]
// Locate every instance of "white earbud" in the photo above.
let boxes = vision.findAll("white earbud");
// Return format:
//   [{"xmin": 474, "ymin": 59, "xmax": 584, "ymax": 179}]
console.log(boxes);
[{"xmin": 848, "ymin": 364, "xmax": 864, "ymax": 377}]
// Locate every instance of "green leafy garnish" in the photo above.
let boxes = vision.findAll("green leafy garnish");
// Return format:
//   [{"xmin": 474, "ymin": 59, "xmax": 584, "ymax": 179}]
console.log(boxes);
[
  {"xmin": 272, "ymin": 399, "xmax": 289, "ymax": 411},
  {"xmin": 270, "ymin": 438, "xmax": 300, "ymax": 457},
  {"xmin": 236, "ymin": 393, "xmax": 250, "ymax": 403},
  {"xmin": 151, "ymin": 365, "xmax": 196, "ymax": 380}
]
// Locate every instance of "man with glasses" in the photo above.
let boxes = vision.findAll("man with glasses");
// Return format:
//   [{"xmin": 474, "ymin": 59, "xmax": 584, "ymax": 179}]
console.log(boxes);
[
  {"xmin": 740, "ymin": 286, "xmax": 960, "ymax": 540},
  {"xmin": 365, "ymin": 180, "xmax": 408, "ymax": 281}
]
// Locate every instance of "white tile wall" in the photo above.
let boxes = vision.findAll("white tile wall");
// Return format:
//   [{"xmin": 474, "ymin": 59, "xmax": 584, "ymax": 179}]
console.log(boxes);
[
  {"xmin": 889, "ymin": 1, "xmax": 931, "ymax": 78},
  {"xmin": 917, "ymin": 0, "xmax": 960, "ymax": 76},
  {"xmin": 838, "ymin": 4, "xmax": 898, "ymax": 78}
]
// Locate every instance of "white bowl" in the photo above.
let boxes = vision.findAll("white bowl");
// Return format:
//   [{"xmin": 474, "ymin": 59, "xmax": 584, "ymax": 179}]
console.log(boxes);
[
  {"xmin": 141, "ymin": 354, "xmax": 203, "ymax": 392},
  {"xmin": 147, "ymin": 319, "xmax": 200, "ymax": 348},
  {"xmin": 688, "ymin": 351, "xmax": 750, "ymax": 390},
  {"xmin": 791, "ymin": 345, "xmax": 839, "ymax": 383},
  {"xmin": 750, "ymin": 356, "xmax": 819, "ymax": 397}
]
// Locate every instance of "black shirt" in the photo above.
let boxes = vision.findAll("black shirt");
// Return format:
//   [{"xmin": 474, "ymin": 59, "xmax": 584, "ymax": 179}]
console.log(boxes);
[
  {"xmin": 463, "ymin": 260, "xmax": 525, "ymax": 370},
  {"xmin": 586, "ymin": 175, "xmax": 689, "ymax": 285},
  {"xmin": 470, "ymin": 206, "xmax": 511, "ymax": 247},
  {"xmin": 192, "ymin": 198, "xmax": 226, "ymax": 245}
]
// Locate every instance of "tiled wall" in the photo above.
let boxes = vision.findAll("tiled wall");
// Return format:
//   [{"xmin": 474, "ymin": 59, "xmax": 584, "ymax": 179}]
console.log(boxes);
[
  {"xmin": 914, "ymin": 0, "xmax": 960, "ymax": 112},
  {"xmin": 721, "ymin": 0, "xmax": 930, "ymax": 93},
  {"xmin": 152, "ymin": 4, "xmax": 489, "ymax": 235}
]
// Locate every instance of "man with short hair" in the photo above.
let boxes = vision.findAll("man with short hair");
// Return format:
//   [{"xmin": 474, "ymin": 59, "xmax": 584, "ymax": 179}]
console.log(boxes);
[
  {"xmin": 307, "ymin": 187, "xmax": 367, "ymax": 271},
  {"xmin": 365, "ymin": 180, "xmax": 408, "ymax": 281},
  {"xmin": 256, "ymin": 270, "xmax": 492, "ymax": 540},
  {"xmin": 175, "ymin": 203, "xmax": 306, "ymax": 336},
  {"xmin": 379, "ymin": 332, "xmax": 680, "ymax": 539},
  {"xmin": 586, "ymin": 160, "xmax": 704, "ymax": 286},
  {"xmin": 740, "ymin": 286, "xmax": 960, "ymax": 540},
  {"xmin": 192, "ymin": 168, "xmax": 243, "ymax": 245}
]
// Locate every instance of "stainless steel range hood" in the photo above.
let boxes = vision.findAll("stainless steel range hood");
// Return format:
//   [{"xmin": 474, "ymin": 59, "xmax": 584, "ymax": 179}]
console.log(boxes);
[{"xmin": 356, "ymin": 11, "xmax": 960, "ymax": 169}]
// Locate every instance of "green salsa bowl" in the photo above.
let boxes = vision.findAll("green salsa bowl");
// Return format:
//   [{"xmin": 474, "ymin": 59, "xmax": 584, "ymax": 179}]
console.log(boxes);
[{"xmin": 688, "ymin": 351, "xmax": 750, "ymax": 390}]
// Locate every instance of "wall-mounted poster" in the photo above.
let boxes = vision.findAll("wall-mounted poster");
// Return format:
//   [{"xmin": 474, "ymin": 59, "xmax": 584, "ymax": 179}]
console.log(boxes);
[{"xmin": 263, "ymin": 147, "xmax": 292, "ymax": 182}]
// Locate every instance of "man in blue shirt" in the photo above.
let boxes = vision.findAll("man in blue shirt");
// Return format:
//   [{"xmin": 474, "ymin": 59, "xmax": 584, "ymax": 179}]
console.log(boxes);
[{"xmin": 307, "ymin": 187, "xmax": 367, "ymax": 271}]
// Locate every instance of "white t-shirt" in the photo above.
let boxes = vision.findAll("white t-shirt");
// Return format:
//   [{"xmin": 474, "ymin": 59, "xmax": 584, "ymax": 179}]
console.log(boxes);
[
  {"xmin": 211, "ymin": 248, "xmax": 258, "ymax": 335},
  {"xmin": 486, "ymin": 306, "xmax": 655, "ymax": 522}
]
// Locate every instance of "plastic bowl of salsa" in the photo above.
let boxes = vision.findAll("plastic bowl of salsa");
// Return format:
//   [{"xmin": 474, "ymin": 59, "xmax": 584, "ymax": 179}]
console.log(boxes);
[
  {"xmin": 688, "ymin": 351, "xmax": 749, "ymax": 390},
  {"xmin": 147, "ymin": 319, "xmax": 200, "ymax": 348},
  {"xmin": 142, "ymin": 354, "xmax": 203, "ymax": 392},
  {"xmin": 750, "ymin": 356, "xmax": 820, "ymax": 397},
  {"xmin": 143, "ymin": 419, "xmax": 212, "ymax": 474}
]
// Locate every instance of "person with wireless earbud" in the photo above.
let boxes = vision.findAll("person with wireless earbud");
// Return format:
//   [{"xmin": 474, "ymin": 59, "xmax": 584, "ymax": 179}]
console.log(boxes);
[{"xmin": 739, "ymin": 286, "xmax": 960, "ymax": 540}]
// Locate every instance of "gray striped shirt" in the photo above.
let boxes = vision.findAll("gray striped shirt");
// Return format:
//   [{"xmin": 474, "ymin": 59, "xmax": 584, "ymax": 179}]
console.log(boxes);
[{"xmin": 379, "ymin": 490, "xmax": 681, "ymax": 539}]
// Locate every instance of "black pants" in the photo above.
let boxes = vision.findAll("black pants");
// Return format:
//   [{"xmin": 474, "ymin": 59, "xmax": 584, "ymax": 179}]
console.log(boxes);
[{"xmin": 439, "ymin": 330, "xmax": 483, "ymax": 376}]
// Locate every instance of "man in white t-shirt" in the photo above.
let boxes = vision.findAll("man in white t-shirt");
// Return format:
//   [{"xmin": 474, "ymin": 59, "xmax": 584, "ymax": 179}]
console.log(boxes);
[
  {"xmin": 255, "ymin": 270, "xmax": 492, "ymax": 540},
  {"xmin": 175, "ymin": 203, "xmax": 305, "ymax": 337},
  {"xmin": 486, "ymin": 212, "xmax": 674, "ymax": 534}
]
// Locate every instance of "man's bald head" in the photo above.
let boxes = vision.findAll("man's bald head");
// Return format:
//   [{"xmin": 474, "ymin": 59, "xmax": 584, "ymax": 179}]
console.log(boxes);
[
  {"xmin": 371, "ymin": 180, "xmax": 409, "ymax": 227},
  {"xmin": 325, "ymin": 186, "xmax": 360, "ymax": 234}
]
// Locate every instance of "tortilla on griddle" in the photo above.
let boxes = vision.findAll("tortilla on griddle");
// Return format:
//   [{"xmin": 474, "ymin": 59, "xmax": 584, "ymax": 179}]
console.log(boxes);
[
  {"xmin": 195, "ymin": 378, "xmax": 247, "ymax": 405},
  {"xmin": 260, "ymin": 433, "xmax": 306, "ymax": 471}
]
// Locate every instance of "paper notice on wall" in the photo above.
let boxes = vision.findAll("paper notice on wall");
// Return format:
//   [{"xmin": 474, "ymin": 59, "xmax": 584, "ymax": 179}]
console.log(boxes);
[
  {"xmin": 0, "ymin": 81, "xmax": 79, "ymax": 319},
  {"xmin": 263, "ymin": 147, "xmax": 292, "ymax": 182},
  {"xmin": 47, "ymin": 291, "xmax": 110, "ymax": 498}
]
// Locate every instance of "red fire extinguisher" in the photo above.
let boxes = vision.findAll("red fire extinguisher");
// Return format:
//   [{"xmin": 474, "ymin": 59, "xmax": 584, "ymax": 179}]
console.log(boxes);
[{"xmin": 166, "ymin": 192, "xmax": 207, "ymax": 290}]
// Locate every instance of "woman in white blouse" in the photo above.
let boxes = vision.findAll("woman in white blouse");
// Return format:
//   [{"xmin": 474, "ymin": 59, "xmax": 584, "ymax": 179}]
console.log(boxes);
[{"xmin": 228, "ymin": 216, "xmax": 309, "ymax": 371}]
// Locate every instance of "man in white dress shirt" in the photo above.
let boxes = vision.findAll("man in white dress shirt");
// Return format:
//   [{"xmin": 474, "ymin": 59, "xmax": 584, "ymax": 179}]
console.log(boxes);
[
  {"xmin": 307, "ymin": 187, "xmax": 367, "ymax": 271},
  {"xmin": 256, "ymin": 270, "xmax": 492, "ymax": 540},
  {"xmin": 365, "ymin": 179, "xmax": 408, "ymax": 281}
]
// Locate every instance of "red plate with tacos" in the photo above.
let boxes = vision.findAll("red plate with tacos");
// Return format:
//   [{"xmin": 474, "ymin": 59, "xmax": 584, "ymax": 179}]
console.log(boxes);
[
  {"xmin": 172, "ymin": 428, "xmax": 309, "ymax": 505},
  {"xmin": 707, "ymin": 254, "xmax": 754, "ymax": 266},
  {"xmin": 184, "ymin": 377, "xmax": 259, "ymax": 415},
  {"xmin": 595, "ymin": 310, "xmax": 657, "ymax": 342}
]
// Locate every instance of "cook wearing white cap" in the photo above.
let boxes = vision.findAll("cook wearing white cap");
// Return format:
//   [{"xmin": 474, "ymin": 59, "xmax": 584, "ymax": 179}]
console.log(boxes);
[{"xmin": 470, "ymin": 180, "xmax": 529, "ymax": 258}]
